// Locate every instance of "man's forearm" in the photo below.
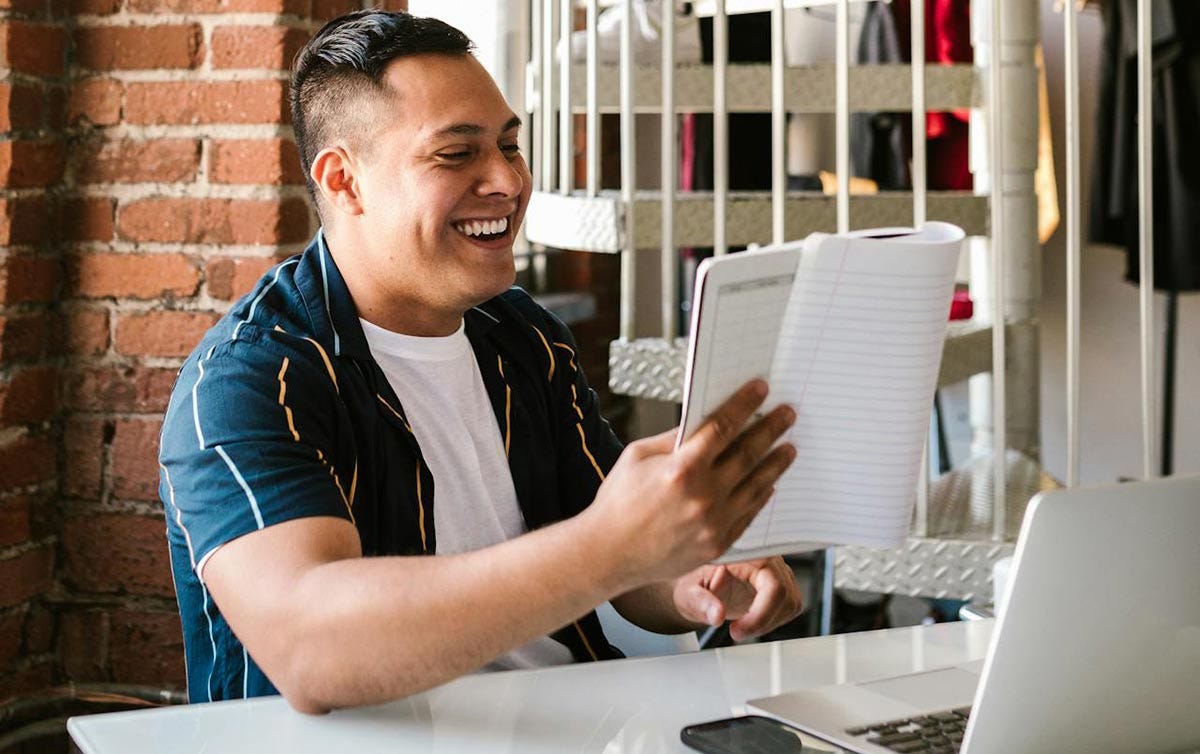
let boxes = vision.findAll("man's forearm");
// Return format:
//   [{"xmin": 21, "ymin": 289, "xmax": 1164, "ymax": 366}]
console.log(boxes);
[{"xmin": 252, "ymin": 513, "xmax": 625, "ymax": 712}]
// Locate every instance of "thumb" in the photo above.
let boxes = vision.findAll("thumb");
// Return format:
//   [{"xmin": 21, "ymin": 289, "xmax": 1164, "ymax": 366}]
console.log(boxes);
[
  {"xmin": 677, "ymin": 580, "xmax": 726, "ymax": 627},
  {"xmin": 638, "ymin": 426, "xmax": 680, "ymax": 455}
]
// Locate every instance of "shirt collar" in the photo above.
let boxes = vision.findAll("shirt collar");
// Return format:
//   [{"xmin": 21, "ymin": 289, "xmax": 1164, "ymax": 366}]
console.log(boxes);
[{"xmin": 294, "ymin": 229, "xmax": 501, "ymax": 363}]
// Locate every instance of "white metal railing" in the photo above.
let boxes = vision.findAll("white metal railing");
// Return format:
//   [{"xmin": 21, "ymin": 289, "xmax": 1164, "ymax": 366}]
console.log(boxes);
[
  {"xmin": 1136, "ymin": 0, "xmax": 1155, "ymax": 480},
  {"xmin": 1063, "ymin": 0, "xmax": 1081, "ymax": 488},
  {"xmin": 619, "ymin": 0, "xmax": 636, "ymax": 338},
  {"xmin": 770, "ymin": 0, "xmax": 785, "ymax": 246},
  {"xmin": 713, "ymin": 0, "xmax": 728, "ymax": 258},
  {"xmin": 661, "ymin": 0, "xmax": 677, "ymax": 336},
  {"xmin": 560, "ymin": 0, "xmax": 573, "ymax": 195},
  {"xmin": 520, "ymin": 0, "xmax": 1162, "ymax": 598},
  {"xmin": 586, "ymin": 0, "xmax": 600, "ymax": 196},
  {"xmin": 987, "ymin": 0, "xmax": 1006, "ymax": 540},
  {"xmin": 911, "ymin": 0, "xmax": 929, "ymax": 536}
]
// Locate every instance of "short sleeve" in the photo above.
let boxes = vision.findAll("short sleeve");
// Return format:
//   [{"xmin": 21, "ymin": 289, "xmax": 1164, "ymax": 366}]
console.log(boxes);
[{"xmin": 158, "ymin": 336, "xmax": 355, "ymax": 573}]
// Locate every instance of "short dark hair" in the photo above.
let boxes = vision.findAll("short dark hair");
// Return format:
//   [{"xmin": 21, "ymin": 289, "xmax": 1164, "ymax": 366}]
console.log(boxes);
[{"xmin": 290, "ymin": 10, "xmax": 475, "ymax": 215}]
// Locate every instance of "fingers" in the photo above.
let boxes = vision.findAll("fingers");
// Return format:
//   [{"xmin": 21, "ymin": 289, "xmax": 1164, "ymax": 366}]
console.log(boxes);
[
  {"xmin": 674, "ymin": 569, "xmax": 727, "ymax": 626},
  {"xmin": 713, "ymin": 404, "xmax": 796, "ymax": 489},
  {"xmin": 723, "ymin": 442, "xmax": 796, "ymax": 532},
  {"xmin": 727, "ymin": 485, "xmax": 777, "ymax": 544},
  {"xmin": 703, "ymin": 564, "xmax": 728, "ymax": 594},
  {"xmin": 677, "ymin": 564, "xmax": 757, "ymax": 628},
  {"xmin": 681, "ymin": 380, "xmax": 769, "ymax": 465},
  {"xmin": 729, "ymin": 559, "xmax": 803, "ymax": 641}
]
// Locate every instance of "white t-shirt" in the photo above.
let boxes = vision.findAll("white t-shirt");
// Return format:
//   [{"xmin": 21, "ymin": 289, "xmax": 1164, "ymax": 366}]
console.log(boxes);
[{"xmin": 359, "ymin": 318, "xmax": 574, "ymax": 671}]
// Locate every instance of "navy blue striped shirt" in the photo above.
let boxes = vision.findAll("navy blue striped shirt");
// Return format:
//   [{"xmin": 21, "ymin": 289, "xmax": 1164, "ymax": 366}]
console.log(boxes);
[{"xmin": 159, "ymin": 232, "xmax": 625, "ymax": 703}]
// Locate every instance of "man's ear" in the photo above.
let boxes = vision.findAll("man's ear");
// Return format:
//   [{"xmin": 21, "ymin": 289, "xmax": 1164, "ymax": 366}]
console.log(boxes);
[{"xmin": 311, "ymin": 146, "xmax": 364, "ymax": 217}]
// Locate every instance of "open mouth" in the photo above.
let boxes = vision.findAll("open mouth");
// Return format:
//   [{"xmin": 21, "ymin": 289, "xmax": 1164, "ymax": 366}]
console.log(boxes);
[{"xmin": 452, "ymin": 215, "xmax": 511, "ymax": 243}]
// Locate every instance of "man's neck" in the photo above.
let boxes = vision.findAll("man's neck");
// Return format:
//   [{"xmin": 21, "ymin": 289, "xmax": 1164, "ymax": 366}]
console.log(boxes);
[{"xmin": 323, "ymin": 227, "xmax": 465, "ymax": 338}]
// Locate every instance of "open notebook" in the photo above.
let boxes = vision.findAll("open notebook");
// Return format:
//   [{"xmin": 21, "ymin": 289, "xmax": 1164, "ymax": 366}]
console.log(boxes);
[{"xmin": 678, "ymin": 223, "xmax": 966, "ymax": 561}]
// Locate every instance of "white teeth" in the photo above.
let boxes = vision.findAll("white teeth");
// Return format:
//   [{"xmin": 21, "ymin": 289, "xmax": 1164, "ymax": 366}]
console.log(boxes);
[{"xmin": 455, "ymin": 217, "xmax": 509, "ymax": 237}]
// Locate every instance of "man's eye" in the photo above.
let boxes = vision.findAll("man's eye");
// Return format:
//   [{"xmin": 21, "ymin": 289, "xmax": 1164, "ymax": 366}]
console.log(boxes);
[{"xmin": 439, "ymin": 151, "xmax": 472, "ymax": 161}]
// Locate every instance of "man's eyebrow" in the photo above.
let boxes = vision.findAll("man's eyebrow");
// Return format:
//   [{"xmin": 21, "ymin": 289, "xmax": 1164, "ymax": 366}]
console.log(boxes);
[{"xmin": 431, "ymin": 116, "xmax": 523, "ymax": 140}]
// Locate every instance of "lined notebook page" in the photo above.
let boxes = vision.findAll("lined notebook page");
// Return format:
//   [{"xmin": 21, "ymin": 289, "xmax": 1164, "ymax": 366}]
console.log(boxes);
[
  {"xmin": 696, "ymin": 273, "xmax": 795, "ymax": 411},
  {"xmin": 678, "ymin": 245, "xmax": 804, "ymax": 444},
  {"xmin": 731, "ymin": 230, "xmax": 962, "ymax": 552}
]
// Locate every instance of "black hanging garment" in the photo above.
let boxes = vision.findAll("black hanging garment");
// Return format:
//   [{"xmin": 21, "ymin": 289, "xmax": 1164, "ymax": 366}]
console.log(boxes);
[
  {"xmin": 696, "ymin": 11, "xmax": 774, "ymax": 192},
  {"xmin": 851, "ymin": 0, "xmax": 912, "ymax": 190},
  {"xmin": 851, "ymin": 0, "xmax": 974, "ymax": 192},
  {"xmin": 1089, "ymin": 0, "xmax": 1200, "ymax": 292}
]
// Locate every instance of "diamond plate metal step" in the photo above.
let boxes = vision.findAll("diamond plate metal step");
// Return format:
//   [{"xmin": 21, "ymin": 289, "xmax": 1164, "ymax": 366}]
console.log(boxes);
[
  {"xmin": 608, "ymin": 320, "xmax": 1032, "ymax": 402},
  {"xmin": 562, "ymin": 63, "xmax": 977, "ymax": 113},
  {"xmin": 525, "ymin": 190, "xmax": 989, "ymax": 253},
  {"xmin": 835, "ymin": 450, "xmax": 1061, "ymax": 601}
]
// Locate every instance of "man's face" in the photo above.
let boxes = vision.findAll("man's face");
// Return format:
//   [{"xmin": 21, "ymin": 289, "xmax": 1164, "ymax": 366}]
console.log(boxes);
[{"xmin": 350, "ymin": 53, "xmax": 532, "ymax": 318}]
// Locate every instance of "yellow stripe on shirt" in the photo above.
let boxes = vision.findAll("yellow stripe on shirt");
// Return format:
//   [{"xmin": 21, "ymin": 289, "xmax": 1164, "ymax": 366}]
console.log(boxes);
[
  {"xmin": 276, "ymin": 358, "xmax": 300, "ymax": 442},
  {"xmin": 552, "ymin": 341, "xmax": 578, "ymax": 370},
  {"xmin": 573, "ymin": 621, "xmax": 600, "ymax": 661},
  {"xmin": 574, "ymin": 423, "xmax": 605, "ymax": 481},
  {"xmin": 314, "ymin": 448, "xmax": 355, "ymax": 524},
  {"xmin": 497, "ymin": 355, "xmax": 511, "ymax": 458},
  {"xmin": 416, "ymin": 460, "xmax": 427, "ymax": 553},
  {"xmin": 273, "ymin": 324, "xmax": 338, "ymax": 393},
  {"xmin": 554, "ymin": 342, "xmax": 605, "ymax": 482},
  {"xmin": 376, "ymin": 394, "xmax": 414, "ymax": 434},
  {"xmin": 300, "ymin": 336, "xmax": 339, "ymax": 393},
  {"xmin": 375, "ymin": 393, "xmax": 425, "ymax": 548},
  {"xmin": 530, "ymin": 324, "xmax": 555, "ymax": 381},
  {"xmin": 280, "ymin": 353, "xmax": 353, "ymax": 522}
]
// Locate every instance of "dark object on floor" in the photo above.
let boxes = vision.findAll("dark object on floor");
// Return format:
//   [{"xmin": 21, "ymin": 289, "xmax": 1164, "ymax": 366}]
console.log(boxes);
[{"xmin": 0, "ymin": 684, "xmax": 184, "ymax": 754}]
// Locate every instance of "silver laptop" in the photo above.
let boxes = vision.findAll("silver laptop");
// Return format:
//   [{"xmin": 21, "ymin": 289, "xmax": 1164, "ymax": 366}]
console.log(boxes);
[{"xmin": 748, "ymin": 474, "xmax": 1200, "ymax": 754}]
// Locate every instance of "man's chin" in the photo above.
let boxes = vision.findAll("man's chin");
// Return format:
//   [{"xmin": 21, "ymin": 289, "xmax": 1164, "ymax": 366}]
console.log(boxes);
[{"xmin": 466, "ymin": 267, "xmax": 517, "ymax": 308}]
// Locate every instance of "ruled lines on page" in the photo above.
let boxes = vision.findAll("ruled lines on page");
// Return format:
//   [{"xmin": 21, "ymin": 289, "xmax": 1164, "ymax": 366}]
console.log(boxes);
[
  {"xmin": 697, "ymin": 274, "xmax": 796, "ymax": 412},
  {"xmin": 735, "ymin": 234, "xmax": 962, "ymax": 551}
]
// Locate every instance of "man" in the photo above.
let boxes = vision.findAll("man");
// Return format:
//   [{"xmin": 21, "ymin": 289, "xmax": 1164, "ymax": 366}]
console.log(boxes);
[{"xmin": 159, "ymin": 10, "xmax": 801, "ymax": 715}]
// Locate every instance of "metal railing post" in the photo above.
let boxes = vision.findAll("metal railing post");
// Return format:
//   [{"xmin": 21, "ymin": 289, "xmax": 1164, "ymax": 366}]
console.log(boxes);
[
  {"xmin": 771, "ymin": 0, "xmax": 785, "ymax": 246},
  {"xmin": 540, "ymin": 0, "xmax": 556, "ymax": 190},
  {"xmin": 619, "ymin": 0, "xmax": 636, "ymax": 339},
  {"xmin": 912, "ymin": 0, "xmax": 929, "ymax": 536},
  {"xmin": 559, "ymin": 0, "xmax": 574, "ymax": 194},
  {"xmin": 713, "ymin": 0, "xmax": 729, "ymax": 256},
  {"xmin": 968, "ymin": 0, "xmax": 1039, "ymax": 537},
  {"xmin": 586, "ymin": 0, "xmax": 599, "ymax": 197},
  {"xmin": 1064, "ymin": 0, "xmax": 1082, "ymax": 487},
  {"xmin": 835, "ymin": 0, "xmax": 850, "ymax": 233},
  {"xmin": 1136, "ymin": 0, "xmax": 1156, "ymax": 479},
  {"xmin": 662, "ymin": 0, "xmax": 678, "ymax": 337}
]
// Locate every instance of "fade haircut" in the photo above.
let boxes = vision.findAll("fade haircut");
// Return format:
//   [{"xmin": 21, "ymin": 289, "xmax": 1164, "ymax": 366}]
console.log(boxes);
[{"xmin": 290, "ymin": 10, "xmax": 475, "ymax": 217}]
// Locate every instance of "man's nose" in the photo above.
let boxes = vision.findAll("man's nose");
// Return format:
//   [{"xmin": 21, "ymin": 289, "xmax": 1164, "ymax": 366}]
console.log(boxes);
[{"xmin": 477, "ymin": 147, "xmax": 526, "ymax": 198}]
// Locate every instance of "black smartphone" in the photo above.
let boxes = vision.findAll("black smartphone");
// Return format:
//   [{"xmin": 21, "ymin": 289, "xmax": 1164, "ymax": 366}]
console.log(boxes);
[{"xmin": 681, "ymin": 715, "xmax": 836, "ymax": 754}]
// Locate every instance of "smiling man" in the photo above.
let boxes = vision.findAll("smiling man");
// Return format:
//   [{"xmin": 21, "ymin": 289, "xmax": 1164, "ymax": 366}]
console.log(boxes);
[{"xmin": 158, "ymin": 10, "xmax": 802, "ymax": 714}]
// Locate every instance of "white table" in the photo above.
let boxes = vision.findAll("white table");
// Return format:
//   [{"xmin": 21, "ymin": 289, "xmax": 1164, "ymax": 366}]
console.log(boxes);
[{"xmin": 69, "ymin": 621, "xmax": 994, "ymax": 754}]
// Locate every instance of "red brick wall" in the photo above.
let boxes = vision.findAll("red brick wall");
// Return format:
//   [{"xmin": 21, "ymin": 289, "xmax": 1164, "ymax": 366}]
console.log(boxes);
[
  {"xmin": 0, "ymin": 0, "xmax": 405, "ymax": 702},
  {"xmin": 0, "ymin": 0, "xmax": 69, "ymax": 700}
]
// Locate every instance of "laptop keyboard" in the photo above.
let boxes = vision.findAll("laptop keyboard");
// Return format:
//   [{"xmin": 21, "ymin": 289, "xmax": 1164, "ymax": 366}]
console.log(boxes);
[{"xmin": 844, "ymin": 706, "xmax": 972, "ymax": 753}]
